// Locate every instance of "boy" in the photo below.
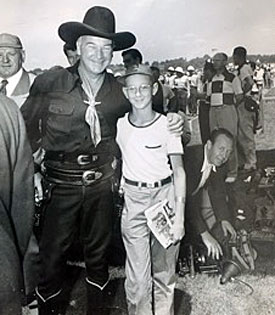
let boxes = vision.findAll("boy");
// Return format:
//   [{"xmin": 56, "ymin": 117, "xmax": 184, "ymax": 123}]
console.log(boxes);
[{"xmin": 116, "ymin": 65, "xmax": 186, "ymax": 315}]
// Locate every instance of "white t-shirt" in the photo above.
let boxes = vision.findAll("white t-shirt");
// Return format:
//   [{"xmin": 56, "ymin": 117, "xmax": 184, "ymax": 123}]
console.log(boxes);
[
  {"xmin": 238, "ymin": 64, "xmax": 253, "ymax": 96},
  {"xmin": 116, "ymin": 113, "xmax": 183, "ymax": 182},
  {"xmin": 175, "ymin": 75, "xmax": 189, "ymax": 90},
  {"xmin": 189, "ymin": 73, "xmax": 199, "ymax": 87}
]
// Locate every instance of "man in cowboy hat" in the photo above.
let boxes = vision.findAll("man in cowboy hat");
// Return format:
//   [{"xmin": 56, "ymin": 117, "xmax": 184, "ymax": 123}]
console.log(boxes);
[{"xmin": 21, "ymin": 6, "xmax": 183, "ymax": 315}]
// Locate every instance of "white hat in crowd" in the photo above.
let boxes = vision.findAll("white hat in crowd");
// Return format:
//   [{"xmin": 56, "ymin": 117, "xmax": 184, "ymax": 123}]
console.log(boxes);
[
  {"xmin": 187, "ymin": 65, "xmax": 195, "ymax": 71},
  {"xmin": 175, "ymin": 66, "xmax": 184, "ymax": 74}
]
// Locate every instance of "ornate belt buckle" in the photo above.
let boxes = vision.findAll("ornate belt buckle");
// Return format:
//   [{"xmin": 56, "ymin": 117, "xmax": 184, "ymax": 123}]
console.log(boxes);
[
  {"xmin": 82, "ymin": 170, "xmax": 102, "ymax": 186},
  {"xmin": 77, "ymin": 155, "xmax": 91, "ymax": 166}
]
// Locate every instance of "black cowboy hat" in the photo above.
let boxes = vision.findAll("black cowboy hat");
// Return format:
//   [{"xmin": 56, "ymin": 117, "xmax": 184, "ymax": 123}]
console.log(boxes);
[{"xmin": 58, "ymin": 6, "xmax": 136, "ymax": 51}]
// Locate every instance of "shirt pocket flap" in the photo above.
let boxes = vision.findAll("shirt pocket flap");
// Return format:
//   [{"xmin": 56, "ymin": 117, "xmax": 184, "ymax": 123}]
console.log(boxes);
[{"xmin": 48, "ymin": 103, "xmax": 74, "ymax": 115}]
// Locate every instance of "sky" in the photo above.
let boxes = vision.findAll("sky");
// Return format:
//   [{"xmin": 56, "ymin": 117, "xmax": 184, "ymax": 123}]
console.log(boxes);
[{"xmin": 1, "ymin": 0, "xmax": 275, "ymax": 70}]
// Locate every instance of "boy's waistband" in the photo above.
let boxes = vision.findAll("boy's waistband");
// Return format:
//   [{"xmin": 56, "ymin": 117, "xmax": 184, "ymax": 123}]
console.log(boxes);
[{"xmin": 124, "ymin": 176, "xmax": 172, "ymax": 188}]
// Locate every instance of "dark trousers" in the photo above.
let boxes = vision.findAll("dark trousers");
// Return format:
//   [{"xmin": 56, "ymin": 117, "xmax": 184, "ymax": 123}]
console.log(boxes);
[
  {"xmin": 175, "ymin": 88, "xmax": 188, "ymax": 113},
  {"xmin": 37, "ymin": 177, "xmax": 113, "ymax": 302},
  {"xmin": 198, "ymin": 100, "xmax": 210, "ymax": 145},
  {"xmin": 188, "ymin": 87, "xmax": 198, "ymax": 115}
]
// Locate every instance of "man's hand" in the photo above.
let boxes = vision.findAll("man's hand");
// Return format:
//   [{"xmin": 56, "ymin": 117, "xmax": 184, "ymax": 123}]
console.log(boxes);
[
  {"xmin": 34, "ymin": 172, "xmax": 43, "ymax": 204},
  {"xmin": 201, "ymin": 230, "xmax": 223, "ymax": 260},
  {"xmin": 167, "ymin": 112, "xmax": 183, "ymax": 136},
  {"xmin": 171, "ymin": 223, "xmax": 185, "ymax": 245},
  {"xmin": 221, "ymin": 220, "xmax": 237, "ymax": 241}
]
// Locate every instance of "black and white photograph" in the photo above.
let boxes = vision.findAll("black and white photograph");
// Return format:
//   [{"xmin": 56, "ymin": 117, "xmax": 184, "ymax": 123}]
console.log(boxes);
[{"xmin": 1, "ymin": 0, "xmax": 275, "ymax": 314}]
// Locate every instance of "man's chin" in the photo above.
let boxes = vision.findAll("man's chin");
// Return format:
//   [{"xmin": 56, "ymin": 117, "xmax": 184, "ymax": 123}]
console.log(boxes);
[
  {"xmin": 0, "ymin": 70, "xmax": 13, "ymax": 77},
  {"xmin": 215, "ymin": 160, "xmax": 223, "ymax": 167}
]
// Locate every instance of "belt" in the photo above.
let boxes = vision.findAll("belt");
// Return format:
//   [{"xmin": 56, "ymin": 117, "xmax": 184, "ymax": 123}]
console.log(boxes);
[
  {"xmin": 45, "ymin": 151, "xmax": 110, "ymax": 166},
  {"xmin": 43, "ymin": 163, "xmax": 113, "ymax": 186},
  {"xmin": 211, "ymin": 104, "xmax": 234, "ymax": 108},
  {"xmin": 124, "ymin": 176, "xmax": 172, "ymax": 188}
]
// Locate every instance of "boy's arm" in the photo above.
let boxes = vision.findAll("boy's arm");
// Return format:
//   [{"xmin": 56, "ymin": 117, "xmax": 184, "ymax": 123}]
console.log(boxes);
[{"xmin": 170, "ymin": 154, "xmax": 186, "ymax": 244}]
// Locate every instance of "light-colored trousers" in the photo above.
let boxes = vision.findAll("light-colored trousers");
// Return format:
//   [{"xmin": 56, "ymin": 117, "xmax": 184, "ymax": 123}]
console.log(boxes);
[
  {"xmin": 237, "ymin": 102, "xmax": 257, "ymax": 169},
  {"xmin": 121, "ymin": 182, "xmax": 180, "ymax": 315},
  {"xmin": 209, "ymin": 105, "xmax": 238, "ymax": 177}
]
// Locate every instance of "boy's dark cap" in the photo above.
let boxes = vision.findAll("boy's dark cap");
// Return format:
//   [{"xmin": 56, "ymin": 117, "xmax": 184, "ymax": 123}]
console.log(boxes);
[{"xmin": 119, "ymin": 64, "xmax": 153, "ymax": 85}]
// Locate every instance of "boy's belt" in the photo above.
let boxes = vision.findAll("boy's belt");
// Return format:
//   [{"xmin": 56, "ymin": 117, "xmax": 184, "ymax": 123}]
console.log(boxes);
[
  {"xmin": 124, "ymin": 176, "xmax": 172, "ymax": 188},
  {"xmin": 43, "ymin": 164, "xmax": 113, "ymax": 186}
]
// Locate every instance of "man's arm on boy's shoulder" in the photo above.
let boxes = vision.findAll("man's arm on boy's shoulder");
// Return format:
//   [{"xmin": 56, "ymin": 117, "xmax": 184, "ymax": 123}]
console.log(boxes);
[{"xmin": 167, "ymin": 110, "xmax": 191, "ymax": 137}]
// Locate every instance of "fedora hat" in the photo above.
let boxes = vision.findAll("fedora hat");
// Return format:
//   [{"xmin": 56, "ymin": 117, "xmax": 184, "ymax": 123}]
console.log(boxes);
[{"xmin": 58, "ymin": 6, "xmax": 136, "ymax": 51}]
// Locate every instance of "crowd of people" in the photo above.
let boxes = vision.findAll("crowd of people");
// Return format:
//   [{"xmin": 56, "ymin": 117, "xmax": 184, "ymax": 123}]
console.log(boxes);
[{"xmin": 0, "ymin": 5, "xmax": 274, "ymax": 315}]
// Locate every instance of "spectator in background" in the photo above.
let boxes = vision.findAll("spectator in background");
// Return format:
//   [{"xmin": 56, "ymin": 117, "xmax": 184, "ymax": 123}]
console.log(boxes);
[
  {"xmin": 0, "ymin": 33, "xmax": 36, "ymax": 108},
  {"xmin": 207, "ymin": 52, "xmax": 243, "ymax": 183},
  {"xmin": 122, "ymin": 48, "xmax": 143, "ymax": 69},
  {"xmin": 166, "ymin": 66, "xmax": 177, "ymax": 89},
  {"xmin": 263, "ymin": 65, "xmax": 272, "ymax": 89},
  {"xmin": 0, "ymin": 95, "xmax": 34, "ymax": 315},
  {"xmin": 187, "ymin": 65, "xmax": 199, "ymax": 116},
  {"xmin": 233, "ymin": 46, "xmax": 257, "ymax": 173},
  {"xmin": 197, "ymin": 60, "xmax": 215, "ymax": 145},
  {"xmin": 63, "ymin": 42, "xmax": 79, "ymax": 66},
  {"xmin": 151, "ymin": 66, "xmax": 191, "ymax": 146},
  {"xmin": 150, "ymin": 65, "xmax": 177, "ymax": 113},
  {"xmin": 254, "ymin": 63, "xmax": 264, "ymax": 90},
  {"xmin": 174, "ymin": 66, "xmax": 189, "ymax": 113}
]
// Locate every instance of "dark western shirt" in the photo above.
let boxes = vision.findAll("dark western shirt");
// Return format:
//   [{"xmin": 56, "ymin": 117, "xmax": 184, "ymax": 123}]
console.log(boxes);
[{"xmin": 21, "ymin": 64, "xmax": 130, "ymax": 169}]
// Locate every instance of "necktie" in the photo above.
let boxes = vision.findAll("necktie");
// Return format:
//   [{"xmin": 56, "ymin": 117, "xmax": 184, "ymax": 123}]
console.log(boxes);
[
  {"xmin": 192, "ymin": 165, "xmax": 213, "ymax": 196},
  {"xmin": 78, "ymin": 69, "xmax": 102, "ymax": 147},
  {"xmin": 0, "ymin": 79, "xmax": 8, "ymax": 95}
]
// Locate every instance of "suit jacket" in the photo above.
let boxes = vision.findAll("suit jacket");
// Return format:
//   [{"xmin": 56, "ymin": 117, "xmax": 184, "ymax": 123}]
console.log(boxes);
[
  {"xmin": 184, "ymin": 145, "xmax": 232, "ymax": 235},
  {"xmin": 0, "ymin": 95, "xmax": 34, "ymax": 308},
  {"xmin": 10, "ymin": 68, "xmax": 36, "ymax": 108}
]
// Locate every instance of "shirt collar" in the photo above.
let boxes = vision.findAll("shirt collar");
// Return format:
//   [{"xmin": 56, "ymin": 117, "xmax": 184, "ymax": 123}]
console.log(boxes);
[
  {"xmin": 1, "ymin": 68, "xmax": 23, "ymax": 96},
  {"xmin": 201, "ymin": 144, "xmax": 216, "ymax": 173},
  {"xmin": 71, "ymin": 63, "xmax": 111, "ymax": 100}
]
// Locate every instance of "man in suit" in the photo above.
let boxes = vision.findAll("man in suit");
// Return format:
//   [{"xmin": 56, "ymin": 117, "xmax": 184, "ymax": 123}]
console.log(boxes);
[
  {"xmin": 0, "ymin": 95, "xmax": 34, "ymax": 315},
  {"xmin": 0, "ymin": 32, "xmax": 39, "ymax": 308},
  {"xmin": 185, "ymin": 128, "xmax": 236, "ymax": 260},
  {"xmin": 0, "ymin": 33, "xmax": 36, "ymax": 108}
]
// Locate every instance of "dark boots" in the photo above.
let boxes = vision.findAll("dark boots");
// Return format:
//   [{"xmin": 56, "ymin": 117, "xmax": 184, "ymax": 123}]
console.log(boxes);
[{"xmin": 37, "ymin": 295, "xmax": 67, "ymax": 315}]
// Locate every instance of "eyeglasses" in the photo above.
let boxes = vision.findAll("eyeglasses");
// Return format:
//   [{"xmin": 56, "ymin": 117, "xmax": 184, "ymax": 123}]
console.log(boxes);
[{"xmin": 126, "ymin": 84, "xmax": 152, "ymax": 95}]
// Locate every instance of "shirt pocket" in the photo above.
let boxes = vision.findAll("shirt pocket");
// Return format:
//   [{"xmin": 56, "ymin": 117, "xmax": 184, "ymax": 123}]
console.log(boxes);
[
  {"xmin": 144, "ymin": 144, "xmax": 162, "ymax": 149},
  {"xmin": 47, "ymin": 102, "xmax": 74, "ymax": 137}
]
